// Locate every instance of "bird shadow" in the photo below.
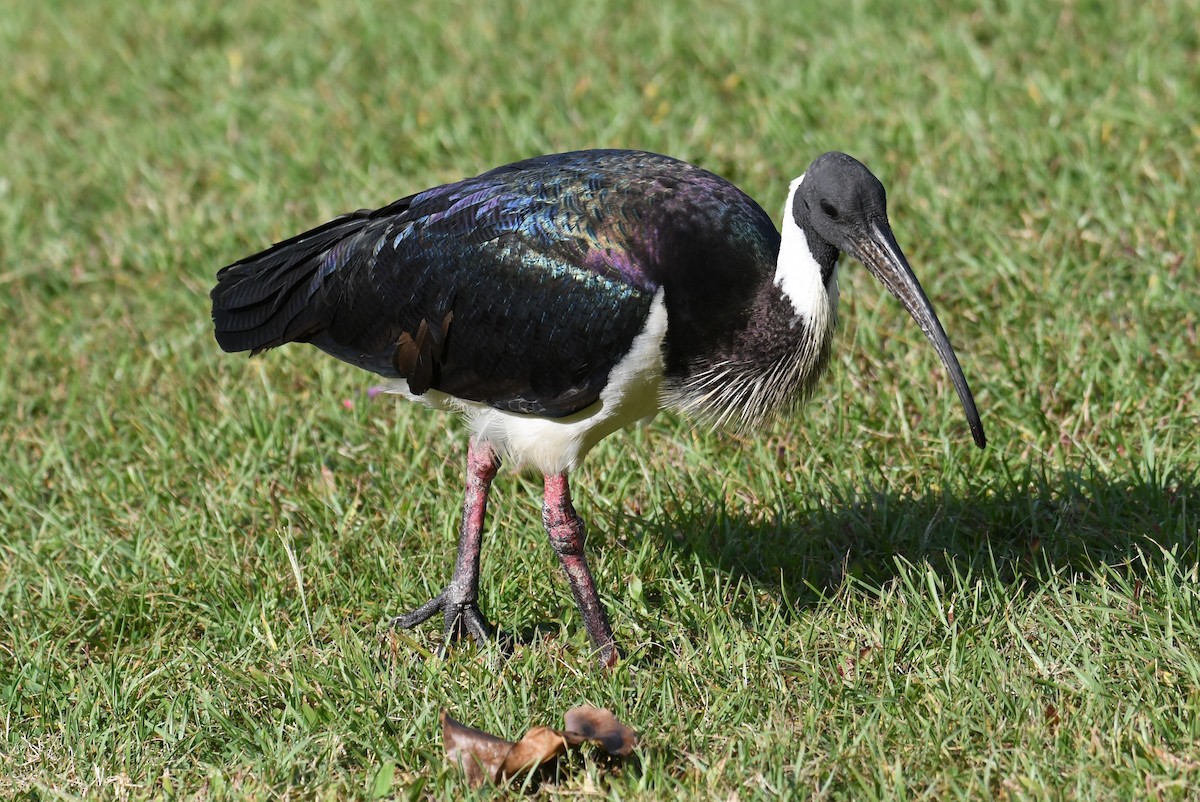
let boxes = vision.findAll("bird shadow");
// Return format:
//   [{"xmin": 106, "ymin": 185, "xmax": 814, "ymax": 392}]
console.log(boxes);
[
  {"xmin": 389, "ymin": 462, "xmax": 1196, "ymax": 667},
  {"xmin": 610, "ymin": 461, "xmax": 1197, "ymax": 618}
]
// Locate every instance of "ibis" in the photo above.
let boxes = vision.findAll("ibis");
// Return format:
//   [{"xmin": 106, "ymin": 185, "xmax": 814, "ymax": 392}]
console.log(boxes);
[{"xmin": 211, "ymin": 149, "xmax": 985, "ymax": 667}]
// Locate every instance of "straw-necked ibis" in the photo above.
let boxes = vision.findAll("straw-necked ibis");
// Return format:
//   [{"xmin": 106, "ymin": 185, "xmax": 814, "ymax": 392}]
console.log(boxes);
[{"xmin": 211, "ymin": 149, "xmax": 986, "ymax": 668}]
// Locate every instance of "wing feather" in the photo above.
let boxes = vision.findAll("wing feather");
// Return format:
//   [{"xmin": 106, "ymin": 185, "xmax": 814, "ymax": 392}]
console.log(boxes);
[{"xmin": 211, "ymin": 152, "xmax": 666, "ymax": 416}]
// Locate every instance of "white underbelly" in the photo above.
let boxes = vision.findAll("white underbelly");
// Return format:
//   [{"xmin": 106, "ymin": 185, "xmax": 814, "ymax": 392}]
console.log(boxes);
[{"xmin": 382, "ymin": 289, "xmax": 668, "ymax": 475}]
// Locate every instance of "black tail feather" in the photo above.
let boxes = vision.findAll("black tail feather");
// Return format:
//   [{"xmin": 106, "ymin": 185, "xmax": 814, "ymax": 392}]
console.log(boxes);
[{"xmin": 211, "ymin": 210, "xmax": 378, "ymax": 354}]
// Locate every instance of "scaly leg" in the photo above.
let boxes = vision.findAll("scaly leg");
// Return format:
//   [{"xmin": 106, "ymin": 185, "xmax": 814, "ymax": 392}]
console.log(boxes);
[
  {"xmin": 542, "ymin": 472, "xmax": 619, "ymax": 668},
  {"xmin": 391, "ymin": 438, "xmax": 499, "ymax": 651}
]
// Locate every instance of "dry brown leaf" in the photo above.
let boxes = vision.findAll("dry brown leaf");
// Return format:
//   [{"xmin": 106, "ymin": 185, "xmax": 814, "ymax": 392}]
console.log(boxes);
[
  {"xmin": 501, "ymin": 726, "xmax": 568, "ymax": 776},
  {"xmin": 441, "ymin": 711, "xmax": 515, "ymax": 787},
  {"xmin": 563, "ymin": 705, "xmax": 638, "ymax": 756},
  {"xmin": 442, "ymin": 706, "xmax": 636, "ymax": 788},
  {"xmin": 442, "ymin": 714, "xmax": 569, "ymax": 788}
]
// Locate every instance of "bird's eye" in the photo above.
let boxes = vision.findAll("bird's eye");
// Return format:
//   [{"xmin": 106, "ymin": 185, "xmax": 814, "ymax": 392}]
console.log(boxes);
[{"xmin": 820, "ymin": 200, "xmax": 839, "ymax": 219}]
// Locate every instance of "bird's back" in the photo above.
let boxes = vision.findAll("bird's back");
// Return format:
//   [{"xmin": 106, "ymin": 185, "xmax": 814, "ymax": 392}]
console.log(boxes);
[{"xmin": 211, "ymin": 150, "xmax": 780, "ymax": 417}]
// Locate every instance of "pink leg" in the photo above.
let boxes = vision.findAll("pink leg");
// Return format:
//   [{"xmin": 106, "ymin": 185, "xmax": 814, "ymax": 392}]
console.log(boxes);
[
  {"xmin": 543, "ymin": 473, "xmax": 619, "ymax": 668},
  {"xmin": 391, "ymin": 438, "xmax": 500, "ymax": 650}
]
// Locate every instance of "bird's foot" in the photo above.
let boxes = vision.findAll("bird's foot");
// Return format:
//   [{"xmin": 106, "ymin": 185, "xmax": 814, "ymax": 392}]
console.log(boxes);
[{"xmin": 390, "ymin": 587, "xmax": 492, "ymax": 655}]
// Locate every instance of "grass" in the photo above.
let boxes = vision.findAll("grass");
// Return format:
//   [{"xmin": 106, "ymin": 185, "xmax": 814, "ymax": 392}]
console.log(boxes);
[{"xmin": 2, "ymin": 0, "xmax": 1198, "ymax": 797}]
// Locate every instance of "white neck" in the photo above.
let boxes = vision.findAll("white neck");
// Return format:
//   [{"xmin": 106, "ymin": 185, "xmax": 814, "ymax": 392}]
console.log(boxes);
[{"xmin": 775, "ymin": 174, "xmax": 839, "ymax": 332}]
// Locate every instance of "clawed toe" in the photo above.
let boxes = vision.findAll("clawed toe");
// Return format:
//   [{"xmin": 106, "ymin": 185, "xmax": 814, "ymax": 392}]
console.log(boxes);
[
  {"xmin": 389, "ymin": 594, "xmax": 444, "ymax": 630},
  {"xmin": 390, "ymin": 588, "xmax": 493, "ymax": 652}
]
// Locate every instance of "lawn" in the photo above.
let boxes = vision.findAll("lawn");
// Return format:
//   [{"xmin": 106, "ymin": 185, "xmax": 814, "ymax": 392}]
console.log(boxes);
[{"xmin": 2, "ymin": 0, "xmax": 1198, "ymax": 798}]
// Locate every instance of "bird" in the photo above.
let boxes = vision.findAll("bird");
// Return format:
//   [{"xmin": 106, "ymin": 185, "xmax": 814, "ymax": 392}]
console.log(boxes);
[{"xmin": 211, "ymin": 149, "xmax": 986, "ymax": 668}]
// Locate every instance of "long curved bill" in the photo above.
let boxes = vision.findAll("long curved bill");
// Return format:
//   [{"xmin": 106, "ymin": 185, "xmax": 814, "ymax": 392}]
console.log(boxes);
[{"xmin": 854, "ymin": 221, "xmax": 987, "ymax": 449}]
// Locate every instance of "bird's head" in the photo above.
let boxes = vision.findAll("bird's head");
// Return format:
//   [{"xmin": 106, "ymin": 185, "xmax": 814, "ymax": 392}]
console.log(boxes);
[{"xmin": 794, "ymin": 152, "xmax": 987, "ymax": 449}]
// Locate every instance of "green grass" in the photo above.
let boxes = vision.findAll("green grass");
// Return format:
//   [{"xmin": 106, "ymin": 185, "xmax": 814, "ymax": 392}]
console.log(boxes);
[{"xmin": 2, "ymin": 0, "xmax": 1198, "ymax": 798}]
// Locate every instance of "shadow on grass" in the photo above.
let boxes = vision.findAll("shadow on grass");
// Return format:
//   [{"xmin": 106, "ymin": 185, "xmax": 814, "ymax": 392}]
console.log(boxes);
[
  {"xmin": 631, "ymin": 463, "xmax": 1198, "ymax": 611},
  {"xmin": 385, "ymin": 464, "xmax": 1197, "ymax": 667}
]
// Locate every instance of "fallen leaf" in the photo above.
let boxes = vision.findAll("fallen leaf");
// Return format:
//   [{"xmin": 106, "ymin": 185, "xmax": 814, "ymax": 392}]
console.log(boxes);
[
  {"xmin": 1044, "ymin": 703, "xmax": 1060, "ymax": 732},
  {"xmin": 442, "ymin": 714, "xmax": 568, "ymax": 787},
  {"xmin": 441, "ymin": 706, "xmax": 637, "ymax": 787},
  {"xmin": 563, "ymin": 705, "xmax": 638, "ymax": 756},
  {"xmin": 501, "ymin": 726, "xmax": 568, "ymax": 776},
  {"xmin": 442, "ymin": 711, "xmax": 515, "ymax": 787}
]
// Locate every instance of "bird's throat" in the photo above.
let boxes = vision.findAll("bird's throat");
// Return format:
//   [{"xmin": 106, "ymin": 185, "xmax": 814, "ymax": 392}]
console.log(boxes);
[
  {"xmin": 664, "ymin": 278, "xmax": 836, "ymax": 430},
  {"xmin": 777, "ymin": 175, "xmax": 839, "ymax": 327}
]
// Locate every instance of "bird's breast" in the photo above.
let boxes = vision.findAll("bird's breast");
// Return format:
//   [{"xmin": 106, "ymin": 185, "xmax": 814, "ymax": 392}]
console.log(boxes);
[{"xmin": 409, "ymin": 289, "xmax": 670, "ymax": 476}]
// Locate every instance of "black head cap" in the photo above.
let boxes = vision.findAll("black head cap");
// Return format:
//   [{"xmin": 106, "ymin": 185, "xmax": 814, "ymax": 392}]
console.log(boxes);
[{"xmin": 792, "ymin": 152, "xmax": 888, "ymax": 253}]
